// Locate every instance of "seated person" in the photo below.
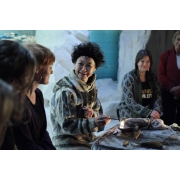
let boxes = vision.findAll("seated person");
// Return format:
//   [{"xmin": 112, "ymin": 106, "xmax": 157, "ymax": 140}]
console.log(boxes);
[
  {"xmin": 50, "ymin": 42, "xmax": 111, "ymax": 150},
  {"xmin": 0, "ymin": 40, "xmax": 36, "ymax": 150},
  {"xmin": 117, "ymin": 49, "xmax": 162, "ymax": 120},
  {"xmin": 158, "ymin": 31, "xmax": 180, "ymax": 125},
  {"xmin": 13, "ymin": 43, "xmax": 56, "ymax": 150}
]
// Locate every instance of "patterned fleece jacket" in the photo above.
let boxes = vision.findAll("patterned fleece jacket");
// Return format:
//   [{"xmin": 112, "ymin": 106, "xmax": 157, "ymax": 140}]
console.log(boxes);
[
  {"xmin": 118, "ymin": 69, "xmax": 162, "ymax": 119},
  {"xmin": 50, "ymin": 70, "xmax": 103, "ymax": 150}
]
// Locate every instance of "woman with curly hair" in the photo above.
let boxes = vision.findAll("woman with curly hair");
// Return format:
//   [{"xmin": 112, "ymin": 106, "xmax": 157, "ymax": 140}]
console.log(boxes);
[{"xmin": 50, "ymin": 42, "xmax": 111, "ymax": 150}]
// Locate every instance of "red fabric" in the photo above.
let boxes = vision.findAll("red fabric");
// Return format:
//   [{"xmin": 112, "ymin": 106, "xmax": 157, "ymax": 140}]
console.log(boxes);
[{"xmin": 158, "ymin": 47, "xmax": 180, "ymax": 91}]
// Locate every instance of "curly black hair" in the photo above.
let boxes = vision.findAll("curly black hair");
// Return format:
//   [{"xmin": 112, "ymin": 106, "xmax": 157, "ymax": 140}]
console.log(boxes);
[
  {"xmin": 0, "ymin": 40, "xmax": 36, "ymax": 125},
  {"xmin": 71, "ymin": 42, "xmax": 105, "ymax": 68}
]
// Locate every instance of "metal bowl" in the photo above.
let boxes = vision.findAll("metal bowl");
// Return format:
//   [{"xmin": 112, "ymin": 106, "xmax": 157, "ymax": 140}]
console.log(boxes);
[{"xmin": 119, "ymin": 120, "xmax": 139, "ymax": 133}]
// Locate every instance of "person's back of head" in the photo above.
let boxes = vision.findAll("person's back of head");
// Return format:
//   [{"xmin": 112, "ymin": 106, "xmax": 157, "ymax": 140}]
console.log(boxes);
[
  {"xmin": 0, "ymin": 40, "xmax": 36, "ymax": 125},
  {"xmin": 0, "ymin": 40, "xmax": 36, "ymax": 94}
]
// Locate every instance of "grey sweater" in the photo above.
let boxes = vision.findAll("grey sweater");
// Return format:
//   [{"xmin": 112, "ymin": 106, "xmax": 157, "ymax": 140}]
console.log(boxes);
[
  {"xmin": 118, "ymin": 69, "xmax": 162, "ymax": 119},
  {"xmin": 50, "ymin": 70, "xmax": 103, "ymax": 150}
]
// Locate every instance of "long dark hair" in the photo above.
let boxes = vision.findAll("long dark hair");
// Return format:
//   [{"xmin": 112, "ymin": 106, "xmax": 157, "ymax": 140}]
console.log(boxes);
[
  {"xmin": 0, "ymin": 40, "xmax": 36, "ymax": 125},
  {"xmin": 0, "ymin": 79, "xmax": 15, "ymax": 147},
  {"xmin": 0, "ymin": 78, "xmax": 14, "ymax": 125},
  {"xmin": 135, "ymin": 49, "xmax": 153, "ymax": 72}
]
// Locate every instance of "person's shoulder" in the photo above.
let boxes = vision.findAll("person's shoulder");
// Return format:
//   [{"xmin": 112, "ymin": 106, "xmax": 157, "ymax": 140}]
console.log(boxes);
[
  {"xmin": 56, "ymin": 76, "xmax": 70, "ymax": 86},
  {"xmin": 122, "ymin": 70, "xmax": 135, "ymax": 84},
  {"xmin": 54, "ymin": 76, "xmax": 77, "ymax": 96},
  {"xmin": 124, "ymin": 69, "xmax": 135, "ymax": 78},
  {"xmin": 161, "ymin": 48, "xmax": 171, "ymax": 54},
  {"xmin": 160, "ymin": 48, "xmax": 172, "ymax": 59},
  {"xmin": 53, "ymin": 76, "xmax": 69, "ymax": 92},
  {"xmin": 35, "ymin": 88, "xmax": 43, "ymax": 95},
  {"xmin": 35, "ymin": 88, "xmax": 44, "ymax": 100},
  {"xmin": 124, "ymin": 69, "xmax": 131, "ymax": 76},
  {"xmin": 36, "ymin": 88, "xmax": 42, "ymax": 92}
]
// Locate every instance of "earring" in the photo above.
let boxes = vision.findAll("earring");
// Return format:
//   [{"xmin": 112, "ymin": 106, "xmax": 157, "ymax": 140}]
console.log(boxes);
[
  {"xmin": 34, "ymin": 76, "xmax": 42, "ymax": 83},
  {"xmin": 34, "ymin": 70, "xmax": 42, "ymax": 83}
]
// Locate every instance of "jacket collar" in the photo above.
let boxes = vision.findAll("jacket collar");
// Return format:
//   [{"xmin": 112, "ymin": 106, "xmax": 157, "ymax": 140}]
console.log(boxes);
[{"xmin": 68, "ymin": 69, "xmax": 96, "ymax": 92}]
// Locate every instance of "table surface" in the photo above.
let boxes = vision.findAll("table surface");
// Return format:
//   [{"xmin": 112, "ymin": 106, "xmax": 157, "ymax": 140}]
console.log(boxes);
[{"xmin": 92, "ymin": 124, "xmax": 180, "ymax": 150}]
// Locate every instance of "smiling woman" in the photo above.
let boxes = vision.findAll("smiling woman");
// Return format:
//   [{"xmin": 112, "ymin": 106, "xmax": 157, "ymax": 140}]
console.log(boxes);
[
  {"xmin": 50, "ymin": 42, "xmax": 111, "ymax": 150},
  {"xmin": 117, "ymin": 49, "xmax": 162, "ymax": 120},
  {"xmin": 13, "ymin": 43, "xmax": 56, "ymax": 150},
  {"xmin": 74, "ymin": 56, "xmax": 96, "ymax": 82}
]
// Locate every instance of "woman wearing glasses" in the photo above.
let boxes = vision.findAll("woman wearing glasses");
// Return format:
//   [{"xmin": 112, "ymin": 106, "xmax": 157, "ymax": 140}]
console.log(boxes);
[{"xmin": 117, "ymin": 49, "xmax": 162, "ymax": 120}]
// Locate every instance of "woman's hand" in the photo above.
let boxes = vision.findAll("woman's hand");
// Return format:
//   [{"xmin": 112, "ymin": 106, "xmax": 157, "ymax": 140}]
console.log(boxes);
[
  {"xmin": 150, "ymin": 110, "xmax": 160, "ymax": 120},
  {"xmin": 82, "ymin": 106, "xmax": 94, "ymax": 118},
  {"xmin": 94, "ymin": 115, "xmax": 111, "ymax": 128}
]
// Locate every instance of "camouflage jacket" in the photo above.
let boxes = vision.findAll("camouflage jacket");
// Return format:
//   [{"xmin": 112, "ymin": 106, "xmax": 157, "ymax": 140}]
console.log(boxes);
[{"xmin": 50, "ymin": 70, "xmax": 103, "ymax": 150}]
